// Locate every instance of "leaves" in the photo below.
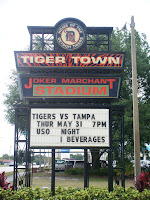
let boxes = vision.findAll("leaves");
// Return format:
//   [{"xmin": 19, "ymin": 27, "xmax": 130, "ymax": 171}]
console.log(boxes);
[
  {"xmin": 1, "ymin": 185, "xmax": 150, "ymax": 199},
  {"xmin": 3, "ymin": 70, "xmax": 28, "ymax": 124},
  {"xmin": 134, "ymin": 171, "xmax": 150, "ymax": 192},
  {"xmin": 0, "ymin": 171, "xmax": 11, "ymax": 190},
  {"xmin": 111, "ymin": 28, "xmax": 150, "ymax": 156}
]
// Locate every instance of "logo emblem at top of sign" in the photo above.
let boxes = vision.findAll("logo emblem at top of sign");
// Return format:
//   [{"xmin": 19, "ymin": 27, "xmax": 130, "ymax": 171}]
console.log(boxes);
[{"xmin": 56, "ymin": 20, "xmax": 85, "ymax": 51}]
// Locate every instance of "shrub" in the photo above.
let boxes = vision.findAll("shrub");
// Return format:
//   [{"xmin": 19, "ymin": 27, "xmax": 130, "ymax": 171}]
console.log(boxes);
[
  {"xmin": 0, "ymin": 171, "xmax": 13, "ymax": 190},
  {"xmin": 115, "ymin": 159, "xmax": 134, "ymax": 177},
  {"xmin": 134, "ymin": 171, "xmax": 150, "ymax": 192},
  {"xmin": 65, "ymin": 162, "xmax": 134, "ymax": 177},
  {"xmin": 65, "ymin": 168, "xmax": 84, "ymax": 175},
  {"xmin": 89, "ymin": 168, "xmax": 108, "ymax": 176},
  {"xmin": 124, "ymin": 159, "xmax": 134, "ymax": 177},
  {"xmin": 65, "ymin": 168, "xmax": 109, "ymax": 176},
  {"xmin": 1, "ymin": 186, "xmax": 150, "ymax": 199}
]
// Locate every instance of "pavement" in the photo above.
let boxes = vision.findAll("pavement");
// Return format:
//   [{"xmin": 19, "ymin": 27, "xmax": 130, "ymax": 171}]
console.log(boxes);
[
  {"xmin": 0, "ymin": 166, "xmax": 14, "ymax": 173},
  {"xmin": 7, "ymin": 175, "xmax": 13, "ymax": 182},
  {"xmin": 0, "ymin": 166, "xmax": 25, "ymax": 183}
]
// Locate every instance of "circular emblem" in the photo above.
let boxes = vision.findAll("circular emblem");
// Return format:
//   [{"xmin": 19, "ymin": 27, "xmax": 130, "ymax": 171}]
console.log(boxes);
[{"xmin": 56, "ymin": 21, "xmax": 85, "ymax": 51}]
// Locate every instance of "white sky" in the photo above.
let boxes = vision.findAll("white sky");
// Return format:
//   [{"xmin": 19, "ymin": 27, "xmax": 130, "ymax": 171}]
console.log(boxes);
[{"xmin": 0, "ymin": 0, "xmax": 150, "ymax": 157}]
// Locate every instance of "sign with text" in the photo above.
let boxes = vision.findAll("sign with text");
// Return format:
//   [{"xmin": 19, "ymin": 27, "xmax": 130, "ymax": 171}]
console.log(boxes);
[
  {"xmin": 15, "ymin": 52, "xmax": 125, "ymax": 71},
  {"xmin": 30, "ymin": 108, "xmax": 109, "ymax": 148},
  {"xmin": 18, "ymin": 75, "xmax": 121, "ymax": 99}
]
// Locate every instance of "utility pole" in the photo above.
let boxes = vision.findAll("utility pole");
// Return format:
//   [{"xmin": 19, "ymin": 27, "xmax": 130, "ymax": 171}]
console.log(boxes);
[
  {"xmin": 130, "ymin": 16, "xmax": 141, "ymax": 179},
  {"xmin": 9, "ymin": 146, "xmax": 11, "ymax": 161}
]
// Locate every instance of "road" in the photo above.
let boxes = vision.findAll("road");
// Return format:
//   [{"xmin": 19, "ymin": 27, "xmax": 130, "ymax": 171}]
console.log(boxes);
[
  {"xmin": 0, "ymin": 166, "xmax": 25, "ymax": 182},
  {"xmin": 0, "ymin": 165, "xmax": 41, "ymax": 173},
  {"xmin": 0, "ymin": 166, "xmax": 14, "ymax": 173},
  {"xmin": 0, "ymin": 164, "xmax": 46, "ymax": 182}
]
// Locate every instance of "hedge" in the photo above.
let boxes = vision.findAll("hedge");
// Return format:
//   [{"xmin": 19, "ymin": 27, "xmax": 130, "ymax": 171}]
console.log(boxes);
[
  {"xmin": 64, "ymin": 167, "xmax": 134, "ymax": 177},
  {"xmin": 1, "ymin": 186, "xmax": 150, "ymax": 200},
  {"xmin": 65, "ymin": 168, "xmax": 109, "ymax": 176}
]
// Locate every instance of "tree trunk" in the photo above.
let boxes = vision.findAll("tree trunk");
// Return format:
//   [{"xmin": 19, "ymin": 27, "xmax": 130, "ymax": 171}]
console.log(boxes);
[
  {"xmin": 90, "ymin": 149, "xmax": 106, "ymax": 170},
  {"xmin": 90, "ymin": 149, "xmax": 100, "ymax": 170}
]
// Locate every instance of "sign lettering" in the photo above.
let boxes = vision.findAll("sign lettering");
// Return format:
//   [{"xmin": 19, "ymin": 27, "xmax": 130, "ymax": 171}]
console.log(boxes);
[
  {"xmin": 18, "ymin": 76, "xmax": 121, "ymax": 99},
  {"xmin": 15, "ymin": 52, "xmax": 125, "ymax": 70},
  {"xmin": 30, "ymin": 108, "xmax": 109, "ymax": 148}
]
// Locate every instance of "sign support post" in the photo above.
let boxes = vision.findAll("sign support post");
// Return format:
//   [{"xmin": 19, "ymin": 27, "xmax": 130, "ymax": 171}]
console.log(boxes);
[
  {"xmin": 121, "ymin": 112, "xmax": 125, "ymax": 189},
  {"xmin": 108, "ymin": 109, "xmax": 113, "ymax": 192},
  {"xmin": 84, "ymin": 149, "xmax": 89, "ymax": 188},
  {"xmin": 51, "ymin": 148, "xmax": 55, "ymax": 196}
]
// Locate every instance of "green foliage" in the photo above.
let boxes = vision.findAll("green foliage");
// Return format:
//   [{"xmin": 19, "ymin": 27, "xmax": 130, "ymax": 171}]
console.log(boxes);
[
  {"xmin": 1, "ymin": 154, "xmax": 9, "ymax": 160},
  {"xmin": 33, "ymin": 154, "xmax": 48, "ymax": 165},
  {"xmin": 70, "ymin": 153, "xmax": 84, "ymax": 160},
  {"xmin": 1, "ymin": 186, "xmax": 150, "ymax": 199},
  {"xmin": 124, "ymin": 160, "xmax": 134, "ymax": 177},
  {"xmin": 89, "ymin": 168, "xmax": 108, "ymax": 176},
  {"xmin": 0, "ymin": 154, "xmax": 14, "ymax": 160},
  {"xmin": 111, "ymin": 29, "xmax": 150, "ymax": 101},
  {"xmin": 111, "ymin": 28, "xmax": 150, "ymax": 157},
  {"xmin": 65, "ymin": 168, "xmax": 84, "ymax": 175},
  {"xmin": 65, "ymin": 168, "xmax": 108, "ymax": 176},
  {"xmin": 115, "ymin": 159, "xmax": 134, "ymax": 177},
  {"xmin": 139, "ymin": 102, "xmax": 150, "ymax": 148},
  {"xmin": 65, "ymin": 165, "xmax": 134, "ymax": 177},
  {"xmin": 3, "ymin": 70, "xmax": 21, "ymax": 125}
]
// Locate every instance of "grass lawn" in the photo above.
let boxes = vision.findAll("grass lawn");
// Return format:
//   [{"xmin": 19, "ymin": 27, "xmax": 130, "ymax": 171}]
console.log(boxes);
[
  {"xmin": 5, "ymin": 170, "xmax": 24, "ymax": 177},
  {"xmin": 31, "ymin": 172, "xmax": 134, "ymax": 189}
]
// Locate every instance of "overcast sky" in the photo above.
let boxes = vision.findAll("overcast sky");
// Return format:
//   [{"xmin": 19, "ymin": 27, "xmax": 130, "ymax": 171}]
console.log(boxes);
[{"xmin": 0, "ymin": 0, "xmax": 150, "ymax": 157}]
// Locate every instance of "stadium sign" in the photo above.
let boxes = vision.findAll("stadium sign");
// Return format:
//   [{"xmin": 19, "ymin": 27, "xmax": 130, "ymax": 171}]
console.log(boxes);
[
  {"xmin": 14, "ymin": 52, "xmax": 125, "ymax": 71},
  {"xmin": 30, "ymin": 108, "xmax": 109, "ymax": 148},
  {"xmin": 18, "ymin": 75, "xmax": 121, "ymax": 100}
]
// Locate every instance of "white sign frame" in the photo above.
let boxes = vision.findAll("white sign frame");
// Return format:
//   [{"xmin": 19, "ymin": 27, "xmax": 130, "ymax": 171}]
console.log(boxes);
[{"xmin": 30, "ymin": 108, "xmax": 109, "ymax": 148}]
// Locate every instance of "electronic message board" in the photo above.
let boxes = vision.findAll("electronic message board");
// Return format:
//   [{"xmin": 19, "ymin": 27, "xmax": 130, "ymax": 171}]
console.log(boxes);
[
  {"xmin": 18, "ymin": 75, "xmax": 122, "ymax": 100},
  {"xmin": 14, "ymin": 52, "xmax": 125, "ymax": 71},
  {"xmin": 30, "ymin": 108, "xmax": 109, "ymax": 148}
]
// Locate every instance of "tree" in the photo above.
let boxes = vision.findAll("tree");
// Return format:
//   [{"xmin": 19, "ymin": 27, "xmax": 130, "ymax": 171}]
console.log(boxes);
[
  {"xmin": 111, "ymin": 29, "xmax": 150, "ymax": 101},
  {"xmin": 3, "ymin": 70, "xmax": 26, "ymax": 125},
  {"xmin": 90, "ymin": 149, "xmax": 106, "ymax": 169},
  {"xmin": 70, "ymin": 154, "xmax": 84, "ymax": 160},
  {"xmin": 1, "ymin": 154, "xmax": 9, "ymax": 159},
  {"xmin": 111, "ymin": 29, "xmax": 150, "ymax": 157},
  {"xmin": 32, "ymin": 154, "xmax": 47, "ymax": 165}
]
